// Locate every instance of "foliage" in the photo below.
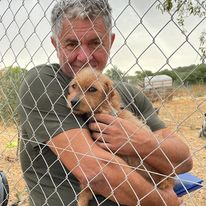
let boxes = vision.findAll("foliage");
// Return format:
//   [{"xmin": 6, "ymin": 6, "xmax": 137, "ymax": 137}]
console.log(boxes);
[
  {"xmin": 135, "ymin": 70, "xmax": 153, "ymax": 82},
  {"xmin": 104, "ymin": 66, "xmax": 128, "ymax": 82},
  {"xmin": 157, "ymin": 0, "xmax": 206, "ymax": 62},
  {"xmin": 125, "ymin": 64, "xmax": 206, "ymax": 86},
  {"xmin": 104, "ymin": 64, "xmax": 206, "ymax": 86},
  {"xmin": 200, "ymin": 31, "xmax": 206, "ymax": 62},
  {"xmin": 170, "ymin": 64, "xmax": 206, "ymax": 84},
  {"xmin": 158, "ymin": 0, "xmax": 206, "ymax": 27},
  {"xmin": 0, "ymin": 66, "xmax": 27, "ymax": 123}
]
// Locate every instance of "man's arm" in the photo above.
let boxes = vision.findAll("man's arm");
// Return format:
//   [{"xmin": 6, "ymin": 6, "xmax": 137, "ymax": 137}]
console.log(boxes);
[
  {"xmin": 140, "ymin": 127, "xmax": 193, "ymax": 175},
  {"xmin": 47, "ymin": 128, "xmax": 181, "ymax": 206},
  {"xmin": 89, "ymin": 114, "xmax": 193, "ymax": 175}
]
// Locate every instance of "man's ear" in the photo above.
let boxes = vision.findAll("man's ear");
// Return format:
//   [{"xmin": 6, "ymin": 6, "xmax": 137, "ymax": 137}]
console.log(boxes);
[
  {"xmin": 51, "ymin": 37, "xmax": 57, "ymax": 49},
  {"xmin": 111, "ymin": 33, "xmax": 115, "ymax": 47},
  {"xmin": 51, "ymin": 37, "xmax": 61, "ymax": 59}
]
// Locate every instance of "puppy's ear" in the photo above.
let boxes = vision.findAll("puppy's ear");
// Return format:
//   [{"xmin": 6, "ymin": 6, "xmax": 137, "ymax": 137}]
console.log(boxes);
[
  {"xmin": 104, "ymin": 79, "xmax": 121, "ymax": 109},
  {"xmin": 104, "ymin": 78, "xmax": 115, "ymax": 99},
  {"xmin": 103, "ymin": 77, "xmax": 121, "ymax": 109}
]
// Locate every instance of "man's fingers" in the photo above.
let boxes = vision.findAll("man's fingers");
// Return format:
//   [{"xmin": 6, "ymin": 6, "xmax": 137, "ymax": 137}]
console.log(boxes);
[
  {"xmin": 92, "ymin": 132, "xmax": 107, "ymax": 141},
  {"xmin": 93, "ymin": 113, "xmax": 117, "ymax": 124},
  {"xmin": 89, "ymin": 121, "xmax": 110, "ymax": 133}
]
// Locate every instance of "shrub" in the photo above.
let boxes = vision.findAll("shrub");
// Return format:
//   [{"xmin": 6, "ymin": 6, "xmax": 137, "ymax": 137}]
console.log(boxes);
[{"xmin": 0, "ymin": 66, "xmax": 27, "ymax": 124}]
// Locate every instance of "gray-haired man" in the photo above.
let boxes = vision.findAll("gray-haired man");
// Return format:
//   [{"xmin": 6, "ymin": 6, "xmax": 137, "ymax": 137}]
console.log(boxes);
[{"xmin": 18, "ymin": 0, "xmax": 192, "ymax": 205}]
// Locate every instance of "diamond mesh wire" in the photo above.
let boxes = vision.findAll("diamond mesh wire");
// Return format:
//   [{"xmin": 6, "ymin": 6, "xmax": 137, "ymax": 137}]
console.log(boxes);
[{"xmin": 0, "ymin": 0, "xmax": 206, "ymax": 205}]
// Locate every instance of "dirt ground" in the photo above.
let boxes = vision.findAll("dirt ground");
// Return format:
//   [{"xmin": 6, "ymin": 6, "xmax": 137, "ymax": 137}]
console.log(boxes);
[
  {"xmin": 154, "ymin": 96, "xmax": 206, "ymax": 206},
  {"xmin": 0, "ymin": 91, "xmax": 206, "ymax": 205}
]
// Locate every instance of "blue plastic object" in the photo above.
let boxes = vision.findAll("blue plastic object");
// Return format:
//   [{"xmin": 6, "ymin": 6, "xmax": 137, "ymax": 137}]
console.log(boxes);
[{"xmin": 174, "ymin": 173, "xmax": 203, "ymax": 197}]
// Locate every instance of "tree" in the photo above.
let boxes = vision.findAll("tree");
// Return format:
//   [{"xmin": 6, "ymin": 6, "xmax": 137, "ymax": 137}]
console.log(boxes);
[
  {"xmin": 104, "ymin": 66, "xmax": 127, "ymax": 82},
  {"xmin": 130, "ymin": 64, "xmax": 206, "ymax": 86},
  {"xmin": 157, "ymin": 69, "xmax": 177, "ymax": 81},
  {"xmin": 135, "ymin": 70, "xmax": 154, "ymax": 81},
  {"xmin": 158, "ymin": 0, "xmax": 206, "ymax": 26},
  {"xmin": 175, "ymin": 64, "xmax": 206, "ymax": 84},
  {"xmin": 0, "ymin": 66, "xmax": 27, "ymax": 123},
  {"xmin": 158, "ymin": 0, "xmax": 206, "ymax": 62}
]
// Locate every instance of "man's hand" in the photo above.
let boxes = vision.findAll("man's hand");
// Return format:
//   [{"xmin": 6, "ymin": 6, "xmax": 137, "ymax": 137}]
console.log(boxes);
[
  {"xmin": 89, "ymin": 113, "xmax": 192, "ymax": 175},
  {"xmin": 89, "ymin": 113, "xmax": 150, "ymax": 155}
]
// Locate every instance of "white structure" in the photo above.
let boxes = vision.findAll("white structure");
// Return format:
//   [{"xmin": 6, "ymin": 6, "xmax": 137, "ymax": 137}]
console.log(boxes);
[{"xmin": 144, "ymin": 75, "xmax": 173, "ymax": 90}]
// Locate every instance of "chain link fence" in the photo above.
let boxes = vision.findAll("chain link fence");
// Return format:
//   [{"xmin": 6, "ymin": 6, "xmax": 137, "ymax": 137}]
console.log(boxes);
[{"xmin": 0, "ymin": 0, "xmax": 206, "ymax": 205}]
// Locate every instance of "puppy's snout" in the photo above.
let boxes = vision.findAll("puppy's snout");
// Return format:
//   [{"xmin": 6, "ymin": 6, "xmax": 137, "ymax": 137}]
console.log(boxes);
[{"xmin": 71, "ymin": 97, "xmax": 79, "ymax": 107}]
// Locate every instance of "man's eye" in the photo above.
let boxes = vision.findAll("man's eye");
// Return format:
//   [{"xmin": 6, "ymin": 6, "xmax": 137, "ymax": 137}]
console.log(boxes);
[
  {"xmin": 93, "ymin": 40, "xmax": 101, "ymax": 45},
  {"xmin": 90, "ymin": 40, "xmax": 102, "ymax": 48},
  {"xmin": 65, "ymin": 41, "xmax": 79, "ymax": 49},
  {"xmin": 67, "ymin": 43, "xmax": 76, "ymax": 47},
  {"xmin": 67, "ymin": 43, "xmax": 77, "ymax": 48},
  {"xmin": 88, "ymin": 86, "xmax": 97, "ymax": 92}
]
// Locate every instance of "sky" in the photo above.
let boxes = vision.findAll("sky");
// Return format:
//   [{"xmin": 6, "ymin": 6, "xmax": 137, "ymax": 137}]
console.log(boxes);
[{"xmin": 0, "ymin": 0, "xmax": 205, "ymax": 75}]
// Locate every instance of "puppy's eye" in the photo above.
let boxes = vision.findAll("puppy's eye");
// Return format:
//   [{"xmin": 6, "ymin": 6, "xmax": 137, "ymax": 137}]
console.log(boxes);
[
  {"xmin": 71, "ymin": 84, "xmax": 77, "ymax": 89},
  {"xmin": 88, "ymin": 86, "xmax": 97, "ymax": 92}
]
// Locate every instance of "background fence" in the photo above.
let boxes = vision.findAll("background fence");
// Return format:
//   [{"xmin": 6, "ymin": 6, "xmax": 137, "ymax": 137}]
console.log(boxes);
[{"xmin": 0, "ymin": 0, "xmax": 206, "ymax": 205}]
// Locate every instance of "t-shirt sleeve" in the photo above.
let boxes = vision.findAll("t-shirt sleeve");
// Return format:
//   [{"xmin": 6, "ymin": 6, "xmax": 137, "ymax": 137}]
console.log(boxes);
[
  {"xmin": 132, "ymin": 86, "xmax": 166, "ymax": 131},
  {"xmin": 116, "ymin": 82, "xmax": 166, "ymax": 132},
  {"xmin": 18, "ymin": 65, "xmax": 87, "ymax": 147}
]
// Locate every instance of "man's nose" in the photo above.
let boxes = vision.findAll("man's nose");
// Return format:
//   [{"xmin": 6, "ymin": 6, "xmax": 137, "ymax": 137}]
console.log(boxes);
[{"xmin": 77, "ymin": 45, "xmax": 94, "ymax": 62}]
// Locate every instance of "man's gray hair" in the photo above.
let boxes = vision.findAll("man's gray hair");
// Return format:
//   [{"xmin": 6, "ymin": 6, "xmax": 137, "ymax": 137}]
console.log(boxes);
[{"xmin": 51, "ymin": 0, "xmax": 112, "ymax": 37}]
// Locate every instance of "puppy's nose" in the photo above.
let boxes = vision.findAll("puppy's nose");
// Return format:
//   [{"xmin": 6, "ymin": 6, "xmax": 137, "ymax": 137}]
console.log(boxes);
[{"xmin": 71, "ymin": 97, "xmax": 79, "ymax": 107}]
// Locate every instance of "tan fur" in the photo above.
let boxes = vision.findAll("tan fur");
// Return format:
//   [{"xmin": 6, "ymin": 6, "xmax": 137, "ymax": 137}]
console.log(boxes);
[{"xmin": 67, "ymin": 67, "xmax": 175, "ymax": 206}]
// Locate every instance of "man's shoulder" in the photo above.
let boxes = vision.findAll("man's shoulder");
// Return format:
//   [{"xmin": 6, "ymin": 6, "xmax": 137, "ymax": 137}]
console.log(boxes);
[
  {"xmin": 114, "ymin": 81, "xmax": 149, "ymax": 112},
  {"xmin": 26, "ymin": 63, "xmax": 60, "ymax": 78},
  {"xmin": 115, "ymin": 81, "xmax": 142, "ymax": 98},
  {"xmin": 19, "ymin": 63, "xmax": 65, "ymax": 96},
  {"xmin": 22, "ymin": 63, "xmax": 67, "ymax": 87},
  {"xmin": 32, "ymin": 63, "xmax": 60, "ymax": 70}
]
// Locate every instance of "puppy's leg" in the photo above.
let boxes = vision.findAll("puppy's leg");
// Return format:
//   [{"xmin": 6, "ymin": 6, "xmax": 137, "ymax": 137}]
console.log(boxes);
[{"xmin": 78, "ymin": 188, "xmax": 93, "ymax": 206}]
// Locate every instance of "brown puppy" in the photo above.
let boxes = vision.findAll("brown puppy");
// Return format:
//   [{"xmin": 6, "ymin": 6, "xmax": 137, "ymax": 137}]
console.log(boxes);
[{"xmin": 67, "ymin": 67, "xmax": 174, "ymax": 206}]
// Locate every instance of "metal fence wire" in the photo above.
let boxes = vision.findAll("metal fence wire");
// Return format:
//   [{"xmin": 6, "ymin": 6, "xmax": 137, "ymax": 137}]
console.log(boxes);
[{"xmin": 0, "ymin": 0, "xmax": 206, "ymax": 205}]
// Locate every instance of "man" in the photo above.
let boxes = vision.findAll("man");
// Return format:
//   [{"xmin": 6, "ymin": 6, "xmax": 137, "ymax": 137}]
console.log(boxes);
[{"xmin": 18, "ymin": 0, "xmax": 192, "ymax": 205}]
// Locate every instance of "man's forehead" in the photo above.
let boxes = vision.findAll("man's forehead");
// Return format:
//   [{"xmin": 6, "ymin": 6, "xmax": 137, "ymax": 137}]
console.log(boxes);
[
  {"xmin": 63, "ymin": 30, "xmax": 103, "ymax": 42},
  {"xmin": 61, "ymin": 17, "xmax": 107, "ymax": 35}
]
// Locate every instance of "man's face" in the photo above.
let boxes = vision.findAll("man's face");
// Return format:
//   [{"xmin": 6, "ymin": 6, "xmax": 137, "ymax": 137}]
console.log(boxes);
[{"xmin": 51, "ymin": 17, "xmax": 115, "ymax": 76}]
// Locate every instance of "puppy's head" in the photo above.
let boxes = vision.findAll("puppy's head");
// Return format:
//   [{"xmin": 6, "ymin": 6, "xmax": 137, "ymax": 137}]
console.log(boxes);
[{"xmin": 67, "ymin": 67, "xmax": 119, "ymax": 115}]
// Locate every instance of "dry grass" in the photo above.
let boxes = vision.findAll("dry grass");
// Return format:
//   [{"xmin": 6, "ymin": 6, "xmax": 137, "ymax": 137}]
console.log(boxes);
[
  {"xmin": 154, "ymin": 88, "xmax": 206, "ymax": 206},
  {"xmin": 0, "ymin": 85, "xmax": 206, "ymax": 205}
]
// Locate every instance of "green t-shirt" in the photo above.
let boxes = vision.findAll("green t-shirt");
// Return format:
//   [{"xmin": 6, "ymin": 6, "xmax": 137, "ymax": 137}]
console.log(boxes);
[{"xmin": 18, "ymin": 64, "xmax": 165, "ymax": 206}]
